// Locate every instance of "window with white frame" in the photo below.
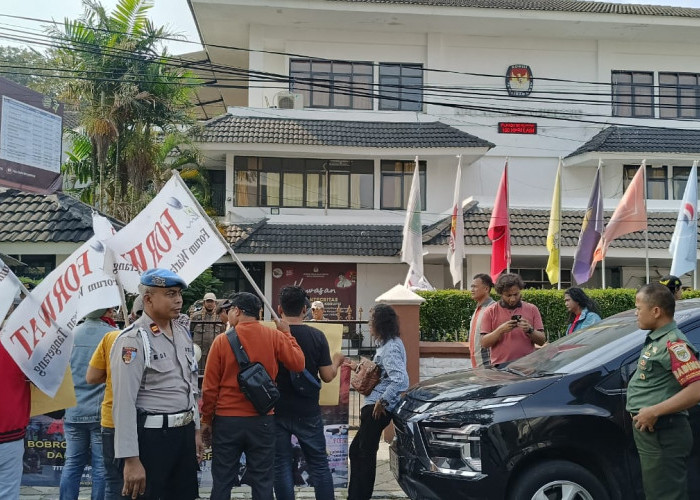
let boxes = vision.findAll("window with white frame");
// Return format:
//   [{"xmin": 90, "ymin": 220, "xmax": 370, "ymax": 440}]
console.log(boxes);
[
  {"xmin": 378, "ymin": 63, "xmax": 423, "ymax": 111},
  {"xmin": 380, "ymin": 160, "xmax": 426, "ymax": 210},
  {"xmin": 290, "ymin": 59, "xmax": 373, "ymax": 109},
  {"xmin": 659, "ymin": 73, "xmax": 700, "ymax": 119},
  {"xmin": 612, "ymin": 71, "xmax": 654, "ymax": 118},
  {"xmin": 233, "ymin": 157, "xmax": 373, "ymax": 209}
]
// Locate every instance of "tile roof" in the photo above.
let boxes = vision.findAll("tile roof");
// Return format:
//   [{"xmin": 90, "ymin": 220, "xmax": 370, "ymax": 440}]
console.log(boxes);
[
  {"xmin": 0, "ymin": 189, "xmax": 122, "ymax": 243},
  {"xmin": 425, "ymin": 203, "xmax": 690, "ymax": 250},
  {"xmin": 198, "ymin": 116, "xmax": 494, "ymax": 149},
  {"xmin": 228, "ymin": 223, "xmax": 405, "ymax": 256},
  {"xmin": 328, "ymin": 0, "xmax": 700, "ymax": 18},
  {"xmin": 567, "ymin": 126, "xmax": 700, "ymax": 158}
]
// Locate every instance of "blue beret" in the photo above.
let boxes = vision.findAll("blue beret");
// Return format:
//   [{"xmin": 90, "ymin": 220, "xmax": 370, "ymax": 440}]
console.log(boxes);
[{"xmin": 140, "ymin": 268, "xmax": 188, "ymax": 289}]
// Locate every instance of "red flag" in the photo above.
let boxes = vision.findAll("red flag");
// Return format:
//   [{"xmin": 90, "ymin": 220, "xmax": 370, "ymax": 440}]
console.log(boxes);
[
  {"xmin": 593, "ymin": 162, "xmax": 647, "ymax": 264},
  {"xmin": 488, "ymin": 162, "xmax": 510, "ymax": 281}
]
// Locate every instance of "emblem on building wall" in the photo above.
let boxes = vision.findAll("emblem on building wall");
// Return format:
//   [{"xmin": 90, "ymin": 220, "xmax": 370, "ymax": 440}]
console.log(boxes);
[{"xmin": 506, "ymin": 65, "xmax": 533, "ymax": 97}]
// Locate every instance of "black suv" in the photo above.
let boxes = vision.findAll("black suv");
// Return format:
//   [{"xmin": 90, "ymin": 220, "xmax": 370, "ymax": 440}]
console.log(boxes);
[{"xmin": 391, "ymin": 300, "xmax": 700, "ymax": 500}]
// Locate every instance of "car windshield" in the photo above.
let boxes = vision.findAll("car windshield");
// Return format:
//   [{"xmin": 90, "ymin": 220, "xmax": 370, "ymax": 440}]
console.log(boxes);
[{"xmin": 505, "ymin": 310, "xmax": 646, "ymax": 376}]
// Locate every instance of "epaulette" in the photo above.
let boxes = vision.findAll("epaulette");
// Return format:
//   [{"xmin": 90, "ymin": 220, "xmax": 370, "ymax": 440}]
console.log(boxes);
[{"xmin": 116, "ymin": 323, "xmax": 138, "ymax": 340}]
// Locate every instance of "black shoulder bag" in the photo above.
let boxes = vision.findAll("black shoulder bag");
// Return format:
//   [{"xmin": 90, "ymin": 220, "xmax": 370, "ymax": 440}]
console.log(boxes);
[{"xmin": 226, "ymin": 327, "xmax": 280, "ymax": 415}]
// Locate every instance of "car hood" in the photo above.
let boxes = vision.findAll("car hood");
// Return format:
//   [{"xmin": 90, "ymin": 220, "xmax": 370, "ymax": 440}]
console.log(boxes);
[{"xmin": 406, "ymin": 368, "xmax": 562, "ymax": 403}]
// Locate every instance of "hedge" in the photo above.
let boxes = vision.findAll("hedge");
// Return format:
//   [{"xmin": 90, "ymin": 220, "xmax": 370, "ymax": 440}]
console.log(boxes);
[{"xmin": 417, "ymin": 288, "xmax": 700, "ymax": 343}]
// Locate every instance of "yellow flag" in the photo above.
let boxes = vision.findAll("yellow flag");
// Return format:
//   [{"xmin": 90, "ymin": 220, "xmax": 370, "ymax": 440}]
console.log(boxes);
[{"xmin": 546, "ymin": 160, "xmax": 562, "ymax": 285}]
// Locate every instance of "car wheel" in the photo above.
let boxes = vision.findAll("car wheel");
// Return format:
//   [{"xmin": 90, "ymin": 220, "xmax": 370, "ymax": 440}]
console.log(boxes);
[{"xmin": 509, "ymin": 459, "xmax": 610, "ymax": 500}]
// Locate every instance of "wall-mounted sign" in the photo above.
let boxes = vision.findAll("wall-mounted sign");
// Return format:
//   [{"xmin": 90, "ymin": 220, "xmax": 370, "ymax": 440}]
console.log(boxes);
[
  {"xmin": 498, "ymin": 122, "xmax": 537, "ymax": 134},
  {"xmin": 0, "ymin": 77, "xmax": 63, "ymax": 194},
  {"xmin": 505, "ymin": 65, "xmax": 533, "ymax": 97}
]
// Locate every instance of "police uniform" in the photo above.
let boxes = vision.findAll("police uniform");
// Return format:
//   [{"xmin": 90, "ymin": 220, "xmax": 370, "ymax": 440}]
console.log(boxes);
[
  {"xmin": 110, "ymin": 269, "xmax": 200, "ymax": 500},
  {"xmin": 626, "ymin": 321, "xmax": 700, "ymax": 500}
]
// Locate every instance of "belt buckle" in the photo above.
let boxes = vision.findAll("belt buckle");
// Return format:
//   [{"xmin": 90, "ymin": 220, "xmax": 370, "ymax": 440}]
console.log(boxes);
[{"xmin": 172, "ymin": 410, "xmax": 193, "ymax": 427}]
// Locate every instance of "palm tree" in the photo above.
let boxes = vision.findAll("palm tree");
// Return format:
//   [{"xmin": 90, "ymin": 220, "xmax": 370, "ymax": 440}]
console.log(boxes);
[{"xmin": 50, "ymin": 0, "xmax": 201, "ymax": 216}]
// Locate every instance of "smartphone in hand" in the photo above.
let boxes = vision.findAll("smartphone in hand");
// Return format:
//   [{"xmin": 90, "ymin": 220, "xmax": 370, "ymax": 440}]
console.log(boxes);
[{"xmin": 511, "ymin": 314, "xmax": 521, "ymax": 322}]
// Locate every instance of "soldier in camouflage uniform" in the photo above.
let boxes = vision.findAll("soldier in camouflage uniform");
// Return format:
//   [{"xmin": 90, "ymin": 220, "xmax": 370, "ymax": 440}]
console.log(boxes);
[{"xmin": 189, "ymin": 292, "xmax": 225, "ymax": 366}]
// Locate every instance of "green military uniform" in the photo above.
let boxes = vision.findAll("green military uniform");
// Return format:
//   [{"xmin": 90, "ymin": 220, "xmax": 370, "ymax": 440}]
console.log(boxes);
[{"xmin": 627, "ymin": 321, "xmax": 700, "ymax": 500}]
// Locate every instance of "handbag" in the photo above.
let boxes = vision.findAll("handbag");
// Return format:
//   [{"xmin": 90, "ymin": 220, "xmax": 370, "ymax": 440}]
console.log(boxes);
[
  {"xmin": 226, "ymin": 327, "xmax": 280, "ymax": 415},
  {"xmin": 350, "ymin": 356, "xmax": 382, "ymax": 396}
]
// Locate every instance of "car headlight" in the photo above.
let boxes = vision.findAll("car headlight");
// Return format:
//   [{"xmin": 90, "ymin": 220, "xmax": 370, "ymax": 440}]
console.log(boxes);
[{"xmin": 422, "ymin": 423, "xmax": 483, "ymax": 475}]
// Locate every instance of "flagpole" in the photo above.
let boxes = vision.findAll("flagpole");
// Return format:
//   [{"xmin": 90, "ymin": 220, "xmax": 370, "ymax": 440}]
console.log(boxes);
[
  {"xmin": 558, "ymin": 158, "xmax": 562, "ymax": 290},
  {"xmin": 170, "ymin": 170, "xmax": 280, "ymax": 321},
  {"xmin": 600, "ymin": 160, "xmax": 606, "ymax": 289},
  {"xmin": 642, "ymin": 160, "xmax": 649, "ymax": 284},
  {"xmin": 506, "ymin": 157, "xmax": 510, "ymax": 275}
]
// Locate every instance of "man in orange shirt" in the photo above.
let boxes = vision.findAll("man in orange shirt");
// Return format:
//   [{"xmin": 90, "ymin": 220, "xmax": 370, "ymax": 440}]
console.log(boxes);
[{"xmin": 201, "ymin": 292, "xmax": 304, "ymax": 500}]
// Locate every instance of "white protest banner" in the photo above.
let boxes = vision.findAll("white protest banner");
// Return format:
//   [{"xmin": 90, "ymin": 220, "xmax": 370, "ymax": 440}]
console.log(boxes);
[
  {"xmin": 0, "ymin": 236, "xmax": 121, "ymax": 396},
  {"xmin": 100, "ymin": 173, "xmax": 227, "ymax": 292},
  {"xmin": 0, "ymin": 256, "xmax": 22, "ymax": 323}
]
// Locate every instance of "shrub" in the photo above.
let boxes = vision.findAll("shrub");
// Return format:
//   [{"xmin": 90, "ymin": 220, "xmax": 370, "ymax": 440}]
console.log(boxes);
[{"xmin": 417, "ymin": 288, "xmax": 640, "ymax": 342}]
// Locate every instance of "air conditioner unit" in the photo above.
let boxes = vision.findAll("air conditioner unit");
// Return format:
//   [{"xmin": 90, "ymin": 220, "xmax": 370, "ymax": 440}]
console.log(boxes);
[{"xmin": 275, "ymin": 91, "xmax": 304, "ymax": 110}]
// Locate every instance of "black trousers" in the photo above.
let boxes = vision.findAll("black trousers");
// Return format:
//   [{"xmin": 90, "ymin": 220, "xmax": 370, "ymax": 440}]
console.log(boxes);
[
  {"xmin": 119, "ymin": 421, "xmax": 198, "ymax": 500},
  {"xmin": 210, "ymin": 414, "xmax": 276, "ymax": 500},
  {"xmin": 348, "ymin": 404, "xmax": 393, "ymax": 500}
]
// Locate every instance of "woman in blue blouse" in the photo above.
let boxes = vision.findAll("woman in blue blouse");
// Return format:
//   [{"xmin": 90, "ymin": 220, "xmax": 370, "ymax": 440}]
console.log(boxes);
[
  {"xmin": 564, "ymin": 287, "xmax": 602, "ymax": 335},
  {"xmin": 346, "ymin": 304, "xmax": 409, "ymax": 500}
]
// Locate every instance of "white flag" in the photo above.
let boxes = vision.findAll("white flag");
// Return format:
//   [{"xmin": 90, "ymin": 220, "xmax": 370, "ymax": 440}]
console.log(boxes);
[
  {"xmin": 447, "ymin": 156, "xmax": 464, "ymax": 286},
  {"xmin": 401, "ymin": 157, "xmax": 428, "ymax": 288},
  {"xmin": 100, "ymin": 173, "xmax": 228, "ymax": 293},
  {"xmin": 0, "ymin": 257, "xmax": 22, "ymax": 324},
  {"xmin": 0, "ymin": 236, "xmax": 121, "ymax": 396},
  {"xmin": 670, "ymin": 161, "xmax": 698, "ymax": 277}
]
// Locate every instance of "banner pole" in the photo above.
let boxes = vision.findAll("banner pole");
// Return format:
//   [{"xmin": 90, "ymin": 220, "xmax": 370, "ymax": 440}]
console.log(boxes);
[{"xmin": 170, "ymin": 171, "xmax": 280, "ymax": 320}]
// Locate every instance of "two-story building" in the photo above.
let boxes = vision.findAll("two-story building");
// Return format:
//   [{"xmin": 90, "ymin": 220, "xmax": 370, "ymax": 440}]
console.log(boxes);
[{"xmin": 186, "ymin": 0, "xmax": 700, "ymax": 317}]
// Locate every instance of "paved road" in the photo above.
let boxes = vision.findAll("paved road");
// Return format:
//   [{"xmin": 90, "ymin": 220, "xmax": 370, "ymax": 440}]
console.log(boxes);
[{"xmin": 20, "ymin": 438, "xmax": 407, "ymax": 499}]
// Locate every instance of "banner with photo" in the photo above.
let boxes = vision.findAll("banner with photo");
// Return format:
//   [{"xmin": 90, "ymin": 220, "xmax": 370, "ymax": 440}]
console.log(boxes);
[{"xmin": 271, "ymin": 263, "xmax": 357, "ymax": 320}]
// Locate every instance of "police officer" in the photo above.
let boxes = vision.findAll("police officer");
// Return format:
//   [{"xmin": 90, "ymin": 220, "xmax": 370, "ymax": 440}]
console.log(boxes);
[
  {"xmin": 111, "ymin": 268, "xmax": 203, "ymax": 500},
  {"xmin": 627, "ymin": 283, "xmax": 700, "ymax": 500}
]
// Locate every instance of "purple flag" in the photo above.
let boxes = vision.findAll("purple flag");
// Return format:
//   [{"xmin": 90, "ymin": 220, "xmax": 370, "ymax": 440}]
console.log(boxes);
[{"xmin": 572, "ymin": 166, "xmax": 604, "ymax": 285}]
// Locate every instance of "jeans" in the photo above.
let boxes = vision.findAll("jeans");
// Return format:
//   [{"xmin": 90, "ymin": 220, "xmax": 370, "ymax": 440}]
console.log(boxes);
[
  {"xmin": 348, "ymin": 405, "xmax": 392, "ymax": 500},
  {"xmin": 0, "ymin": 439, "xmax": 24, "ymax": 500},
  {"xmin": 210, "ymin": 415, "xmax": 275, "ymax": 500},
  {"xmin": 59, "ymin": 422, "xmax": 105, "ymax": 500},
  {"xmin": 101, "ymin": 427, "xmax": 123, "ymax": 500},
  {"xmin": 274, "ymin": 414, "xmax": 334, "ymax": 500}
]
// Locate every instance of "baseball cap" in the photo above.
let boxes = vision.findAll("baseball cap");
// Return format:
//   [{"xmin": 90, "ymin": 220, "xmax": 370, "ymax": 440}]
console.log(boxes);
[
  {"xmin": 228, "ymin": 292, "xmax": 262, "ymax": 317},
  {"xmin": 203, "ymin": 292, "xmax": 217, "ymax": 301},
  {"xmin": 311, "ymin": 301, "xmax": 324, "ymax": 310},
  {"xmin": 140, "ymin": 268, "xmax": 188, "ymax": 289},
  {"xmin": 660, "ymin": 275, "xmax": 683, "ymax": 292}
]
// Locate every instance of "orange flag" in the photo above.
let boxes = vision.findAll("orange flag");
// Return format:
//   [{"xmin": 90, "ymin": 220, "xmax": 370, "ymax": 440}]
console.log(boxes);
[
  {"xmin": 592, "ymin": 162, "xmax": 647, "ymax": 265},
  {"xmin": 488, "ymin": 161, "xmax": 510, "ymax": 281}
]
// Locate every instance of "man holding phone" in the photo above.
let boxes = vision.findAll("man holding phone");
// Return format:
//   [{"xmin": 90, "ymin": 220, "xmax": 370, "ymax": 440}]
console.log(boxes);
[{"xmin": 480, "ymin": 273, "xmax": 546, "ymax": 366}]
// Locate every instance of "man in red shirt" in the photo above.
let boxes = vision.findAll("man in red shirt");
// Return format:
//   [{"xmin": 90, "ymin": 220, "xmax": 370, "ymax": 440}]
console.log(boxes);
[
  {"xmin": 480, "ymin": 273, "xmax": 546, "ymax": 366},
  {"xmin": 200, "ymin": 292, "xmax": 305, "ymax": 500},
  {"xmin": 0, "ymin": 343, "xmax": 30, "ymax": 500}
]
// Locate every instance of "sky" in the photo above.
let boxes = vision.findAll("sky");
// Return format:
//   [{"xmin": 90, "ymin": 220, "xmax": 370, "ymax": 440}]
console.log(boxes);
[
  {"xmin": 0, "ymin": 0, "xmax": 201, "ymax": 55},
  {"xmin": 1, "ymin": 0, "xmax": 699, "ymax": 56}
]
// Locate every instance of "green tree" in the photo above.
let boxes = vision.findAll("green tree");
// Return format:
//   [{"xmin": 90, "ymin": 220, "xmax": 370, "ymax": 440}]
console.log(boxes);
[{"xmin": 50, "ymin": 0, "xmax": 202, "ymax": 219}]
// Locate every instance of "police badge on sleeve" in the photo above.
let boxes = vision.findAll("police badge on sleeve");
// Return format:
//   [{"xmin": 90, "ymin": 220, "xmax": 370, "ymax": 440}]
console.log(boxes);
[
  {"xmin": 668, "ymin": 340, "xmax": 700, "ymax": 387},
  {"xmin": 122, "ymin": 347, "xmax": 138, "ymax": 364}
]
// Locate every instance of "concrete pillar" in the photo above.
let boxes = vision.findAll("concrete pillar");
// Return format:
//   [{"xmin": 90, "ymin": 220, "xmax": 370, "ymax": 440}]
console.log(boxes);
[{"xmin": 375, "ymin": 284, "xmax": 425, "ymax": 386}]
